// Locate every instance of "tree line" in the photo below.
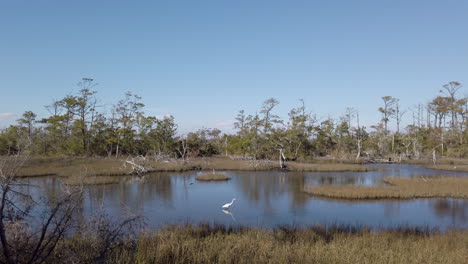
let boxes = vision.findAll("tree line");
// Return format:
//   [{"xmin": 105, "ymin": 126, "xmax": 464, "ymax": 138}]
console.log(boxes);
[{"xmin": 1, "ymin": 80, "xmax": 466, "ymax": 160}]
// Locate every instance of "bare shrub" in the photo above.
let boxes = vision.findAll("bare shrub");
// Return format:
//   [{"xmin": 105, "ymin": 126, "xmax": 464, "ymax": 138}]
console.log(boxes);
[
  {"xmin": 58, "ymin": 209, "xmax": 142, "ymax": 263},
  {"xmin": 0, "ymin": 150, "xmax": 82, "ymax": 264}
]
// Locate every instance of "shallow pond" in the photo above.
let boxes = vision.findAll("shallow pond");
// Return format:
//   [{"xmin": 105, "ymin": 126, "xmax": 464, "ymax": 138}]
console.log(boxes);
[{"xmin": 26, "ymin": 164, "xmax": 467, "ymax": 230}]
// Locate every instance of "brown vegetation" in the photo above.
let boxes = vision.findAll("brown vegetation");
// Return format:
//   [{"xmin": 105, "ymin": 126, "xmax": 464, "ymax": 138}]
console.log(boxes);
[
  {"xmin": 196, "ymin": 173, "xmax": 230, "ymax": 181},
  {"xmin": 14, "ymin": 157, "xmax": 126, "ymax": 177},
  {"xmin": 286, "ymin": 162, "xmax": 369, "ymax": 172},
  {"xmin": 13, "ymin": 156, "xmax": 370, "ymax": 178},
  {"xmin": 52, "ymin": 224, "xmax": 467, "ymax": 264},
  {"xmin": 405, "ymin": 157, "xmax": 468, "ymax": 165},
  {"xmin": 304, "ymin": 177, "xmax": 468, "ymax": 200},
  {"xmin": 404, "ymin": 158, "xmax": 468, "ymax": 172},
  {"xmin": 0, "ymin": 153, "xmax": 83, "ymax": 264},
  {"xmin": 63, "ymin": 175, "xmax": 122, "ymax": 185},
  {"xmin": 424, "ymin": 164, "xmax": 468, "ymax": 172}
]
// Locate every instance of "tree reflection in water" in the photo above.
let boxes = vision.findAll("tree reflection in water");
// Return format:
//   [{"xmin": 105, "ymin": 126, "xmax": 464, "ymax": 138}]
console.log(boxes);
[
  {"xmin": 431, "ymin": 199, "xmax": 467, "ymax": 225},
  {"xmin": 20, "ymin": 164, "xmax": 468, "ymax": 230}
]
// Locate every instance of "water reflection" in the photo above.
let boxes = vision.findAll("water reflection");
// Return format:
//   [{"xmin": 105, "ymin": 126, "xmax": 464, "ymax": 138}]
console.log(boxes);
[
  {"xmin": 24, "ymin": 164, "xmax": 467, "ymax": 230},
  {"xmin": 222, "ymin": 209, "xmax": 236, "ymax": 222},
  {"xmin": 431, "ymin": 199, "xmax": 467, "ymax": 225},
  {"xmin": 383, "ymin": 202, "xmax": 401, "ymax": 218}
]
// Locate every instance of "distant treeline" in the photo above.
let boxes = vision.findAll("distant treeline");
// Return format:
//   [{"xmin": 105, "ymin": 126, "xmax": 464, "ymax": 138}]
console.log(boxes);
[{"xmin": 1, "ymin": 80, "xmax": 466, "ymax": 159}]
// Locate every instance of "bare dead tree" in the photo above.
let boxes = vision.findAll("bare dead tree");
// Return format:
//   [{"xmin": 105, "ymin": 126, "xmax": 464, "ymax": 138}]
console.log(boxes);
[
  {"xmin": 395, "ymin": 101, "xmax": 406, "ymax": 134},
  {"xmin": 122, "ymin": 155, "xmax": 149, "ymax": 175},
  {"xmin": 0, "ymin": 150, "xmax": 82, "ymax": 264},
  {"xmin": 412, "ymin": 137, "xmax": 421, "ymax": 159},
  {"xmin": 344, "ymin": 107, "xmax": 356, "ymax": 132},
  {"xmin": 402, "ymin": 135, "xmax": 412, "ymax": 159},
  {"xmin": 70, "ymin": 208, "xmax": 141, "ymax": 263},
  {"xmin": 355, "ymin": 111, "xmax": 362, "ymax": 161},
  {"xmin": 276, "ymin": 142, "xmax": 286, "ymax": 169},
  {"xmin": 176, "ymin": 136, "xmax": 188, "ymax": 162},
  {"xmin": 431, "ymin": 144, "xmax": 443, "ymax": 165},
  {"xmin": 426, "ymin": 104, "xmax": 431, "ymax": 128},
  {"xmin": 418, "ymin": 103, "xmax": 421, "ymax": 128}
]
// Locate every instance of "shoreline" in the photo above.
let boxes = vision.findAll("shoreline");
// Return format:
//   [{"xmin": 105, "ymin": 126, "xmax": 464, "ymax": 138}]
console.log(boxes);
[
  {"xmin": 14, "ymin": 156, "xmax": 371, "ymax": 178},
  {"xmin": 8, "ymin": 156, "xmax": 468, "ymax": 178}
]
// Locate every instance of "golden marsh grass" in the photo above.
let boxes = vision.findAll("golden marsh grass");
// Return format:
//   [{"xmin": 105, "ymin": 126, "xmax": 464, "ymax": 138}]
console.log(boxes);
[
  {"xmin": 286, "ymin": 162, "xmax": 369, "ymax": 172},
  {"xmin": 58, "ymin": 224, "xmax": 468, "ymax": 264},
  {"xmin": 404, "ymin": 158, "xmax": 468, "ymax": 172},
  {"xmin": 195, "ymin": 173, "xmax": 231, "ymax": 181},
  {"xmin": 424, "ymin": 164, "xmax": 468, "ymax": 172},
  {"xmin": 304, "ymin": 177, "xmax": 468, "ymax": 200},
  {"xmin": 12, "ymin": 156, "xmax": 370, "ymax": 177},
  {"xmin": 62, "ymin": 175, "xmax": 121, "ymax": 185}
]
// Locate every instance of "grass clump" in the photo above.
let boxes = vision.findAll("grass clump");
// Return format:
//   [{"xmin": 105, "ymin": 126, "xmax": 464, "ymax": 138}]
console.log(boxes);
[
  {"xmin": 304, "ymin": 176, "xmax": 468, "ymax": 200},
  {"xmin": 196, "ymin": 173, "xmax": 231, "ymax": 181}
]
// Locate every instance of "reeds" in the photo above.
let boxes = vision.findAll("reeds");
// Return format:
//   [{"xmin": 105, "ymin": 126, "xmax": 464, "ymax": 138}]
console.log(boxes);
[
  {"xmin": 304, "ymin": 176, "xmax": 468, "ymax": 199},
  {"xmin": 54, "ymin": 223, "xmax": 467, "ymax": 264}
]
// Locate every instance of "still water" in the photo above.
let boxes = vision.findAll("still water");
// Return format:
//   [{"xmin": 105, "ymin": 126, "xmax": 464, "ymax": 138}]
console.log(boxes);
[{"xmin": 27, "ymin": 164, "xmax": 467, "ymax": 230}]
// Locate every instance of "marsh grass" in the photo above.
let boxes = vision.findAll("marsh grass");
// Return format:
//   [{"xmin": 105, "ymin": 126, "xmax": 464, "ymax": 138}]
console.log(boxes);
[
  {"xmin": 304, "ymin": 176, "xmax": 468, "ymax": 200},
  {"xmin": 63, "ymin": 175, "xmax": 121, "ymax": 185},
  {"xmin": 15, "ymin": 157, "xmax": 127, "ymax": 177},
  {"xmin": 53, "ymin": 223, "xmax": 467, "ymax": 264},
  {"xmin": 406, "ymin": 157, "xmax": 468, "ymax": 165},
  {"xmin": 424, "ymin": 164, "xmax": 468, "ymax": 172},
  {"xmin": 404, "ymin": 158, "xmax": 468, "ymax": 172},
  {"xmin": 13, "ymin": 156, "xmax": 370, "ymax": 178},
  {"xmin": 196, "ymin": 173, "xmax": 231, "ymax": 181},
  {"xmin": 286, "ymin": 162, "xmax": 369, "ymax": 172}
]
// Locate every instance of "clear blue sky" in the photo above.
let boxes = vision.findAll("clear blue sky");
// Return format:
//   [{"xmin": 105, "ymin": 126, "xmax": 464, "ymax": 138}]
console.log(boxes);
[{"xmin": 1, "ymin": 0, "xmax": 467, "ymax": 133}]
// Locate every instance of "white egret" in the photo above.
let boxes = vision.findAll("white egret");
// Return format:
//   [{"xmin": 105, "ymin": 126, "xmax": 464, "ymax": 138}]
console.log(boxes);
[{"xmin": 222, "ymin": 198, "xmax": 236, "ymax": 209}]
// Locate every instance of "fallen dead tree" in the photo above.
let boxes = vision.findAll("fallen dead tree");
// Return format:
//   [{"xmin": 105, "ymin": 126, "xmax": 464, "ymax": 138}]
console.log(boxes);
[{"xmin": 122, "ymin": 155, "xmax": 150, "ymax": 174}]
